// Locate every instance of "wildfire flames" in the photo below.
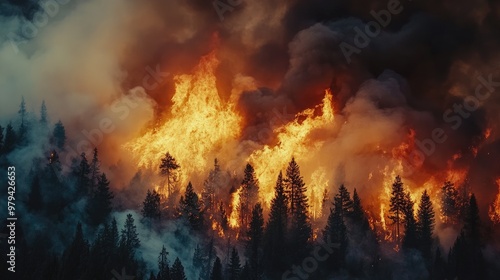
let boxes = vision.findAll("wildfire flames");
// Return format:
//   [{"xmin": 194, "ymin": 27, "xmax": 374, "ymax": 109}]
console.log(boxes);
[
  {"xmin": 489, "ymin": 178, "xmax": 500, "ymax": 224},
  {"xmin": 124, "ymin": 51, "xmax": 242, "ymax": 186},
  {"xmin": 124, "ymin": 50, "xmax": 500, "ymax": 236}
]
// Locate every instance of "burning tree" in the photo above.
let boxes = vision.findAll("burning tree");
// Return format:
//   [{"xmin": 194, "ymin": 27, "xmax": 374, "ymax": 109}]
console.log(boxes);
[
  {"xmin": 238, "ymin": 163, "xmax": 259, "ymax": 231},
  {"xmin": 389, "ymin": 175, "xmax": 406, "ymax": 241},
  {"xmin": 159, "ymin": 152, "xmax": 180, "ymax": 197},
  {"xmin": 441, "ymin": 181, "xmax": 459, "ymax": 224}
]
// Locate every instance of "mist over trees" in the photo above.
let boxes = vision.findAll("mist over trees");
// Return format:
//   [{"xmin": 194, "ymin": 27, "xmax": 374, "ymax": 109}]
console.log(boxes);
[{"xmin": 0, "ymin": 99, "xmax": 498, "ymax": 280}]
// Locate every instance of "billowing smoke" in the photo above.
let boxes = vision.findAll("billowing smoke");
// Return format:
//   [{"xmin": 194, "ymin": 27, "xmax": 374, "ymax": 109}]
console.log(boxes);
[{"xmin": 2, "ymin": 0, "xmax": 500, "ymax": 276}]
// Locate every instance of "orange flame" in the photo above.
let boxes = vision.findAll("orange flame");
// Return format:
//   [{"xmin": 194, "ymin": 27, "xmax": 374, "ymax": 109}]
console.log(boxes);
[
  {"xmin": 123, "ymin": 52, "xmax": 242, "ymax": 192},
  {"xmin": 489, "ymin": 178, "xmax": 500, "ymax": 224}
]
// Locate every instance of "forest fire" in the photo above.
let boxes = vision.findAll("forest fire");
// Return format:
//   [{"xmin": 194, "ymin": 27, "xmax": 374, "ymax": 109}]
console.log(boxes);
[
  {"xmin": 489, "ymin": 178, "xmax": 500, "ymax": 224},
  {"xmin": 124, "ymin": 51, "xmax": 242, "ymax": 190}
]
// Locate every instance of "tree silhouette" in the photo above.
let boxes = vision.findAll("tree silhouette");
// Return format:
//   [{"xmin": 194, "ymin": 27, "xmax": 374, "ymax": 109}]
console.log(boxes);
[
  {"xmin": 389, "ymin": 175, "xmax": 406, "ymax": 241},
  {"xmin": 170, "ymin": 257, "xmax": 187, "ymax": 280},
  {"xmin": 441, "ymin": 181, "xmax": 459, "ymax": 225},
  {"xmin": 285, "ymin": 158, "xmax": 311, "ymax": 260},
  {"xmin": 239, "ymin": 163, "xmax": 259, "ymax": 231},
  {"xmin": 40, "ymin": 100, "xmax": 48, "ymax": 124},
  {"xmin": 202, "ymin": 158, "xmax": 222, "ymax": 214},
  {"xmin": 53, "ymin": 120, "xmax": 66, "ymax": 149},
  {"xmin": 246, "ymin": 203, "xmax": 264, "ymax": 279},
  {"xmin": 227, "ymin": 247, "xmax": 241, "ymax": 280},
  {"xmin": 159, "ymin": 152, "xmax": 180, "ymax": 197},
  {"xmin": 179, "ymin": 182, "xmax": 203, "ymax": 231},
  {"xmin": 416, "ymin": 190, "xmax": 435, "ymax": 258},
  {"xmin": 324, "ymin": 192, "xmax": 347, "ymax": 268},
  {"xmin": 119, "ymin": 213, "xmax": 140, "ymax": 259},
  {"xmin": 86, "ymin": 173, "xmax": 114, "ymax": 226},
  {"xmin": 402, "ymin": 192, "xmax": 418, "ymax": 250},
  {"xmin": 89, "ymin": 147, "xmax": 101, "ymax": 192},
  {"xmin": 3, "ymin": 122, "xmax": 17, "ymax": 154},
  {"xmin": 143, "ymin": 189, "xmax": 162, "ymax": 222},
  {"xmin": 263, "ymin": 172, "xmax": 288, "ymax": 273},
  {"xmin": 157, "ymin": 245, "xmax": 170, "ymax": 280},
  {"xmin": 210, "ymin": 257, "xmax": 223, "ymax": 280}
]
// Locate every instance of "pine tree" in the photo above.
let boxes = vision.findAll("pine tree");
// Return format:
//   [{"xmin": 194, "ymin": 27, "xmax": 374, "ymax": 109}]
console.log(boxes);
[
  {"xmin": 218, "ymin": 201, "xmax": 229, "ymax": 232},
  {"xmin": 159, "ymin": 152, "xmax": 180, "ymax": 197},
  {"xmin": 417, "ymin": 190, "xmax": 435, "ymax": 258},
  {"xmin": 120, "ymin": 213, "xmax": 140, "ymax": 258},
  {"xmin": 228, "ymin": 247, "xmax": 241, "ymax": 280},
  {"xmin": 53, "ymin": 120, "xmax": 66, "ymax": 149},
  {"xmin": 441, "ymin": 181, "xmax": 459, "ymax": 224},
  {"xmin": 75, "ymin": 152, "xmax": 91, "ymax": 195},
  {"xmin": 463, "ymin": 194, "xmax": 480, "ymax": 244},
  {"xmin": 239, "ymin": 163, "xmax": 259, "ymax": 231},
  {"xmin": 246, "ymin": 203, "xmax": 264, "ymax": 279},
  {"xmin": 40, "ymin": 100, "xmax": 48, "ymax": 124},
  {"xmin": 170, "ymin": 257, "xmax": 187, "ymax": 280},
  {"xmin": 337, "ymin": 184, "xmax": 353, "ymax": 217},
  {"xmin": 192, "ymin": 244, "xmax": 204, "ymax": 277},
  {"xmin": 59, "ymin": 223, "xmax": 89, "ymax": 280},
  {"xmin": 323, "ymin": 194, "xmax": 347, "ymax": 267},
  {"xmin": 285, "ymin": 158, "xmax": 311, "ymax": 260},
  {"xmin": 263, "ymin": 172, "xmax": 288, "ymax": 273},
  {"xmin": 142, "ymin": 189, "xmax": 162, "ymax": 221},
  {"xmin": 3, "ymin": 122, "xmax": 17, "ymax": 154},
  {"xmin": 89, "ymin": 147, "xmax": 101, "ymax": 192},
  {"xmin": 351, "ymin": 188, "xmax": 369, "ymax": 230},
  {"xmin": 211, "ymin": 257, "xmax": 223, "ymax": 280},
  {"xmin": 157, "ymin": 245, "xmax": 170, "ymax": 280},
  {"xmin": 86, "ymin": 173, "xmax": 114, "ymax": 226},
  {"xmin": 179, "ymin": 182, "xmax": 203, "ymax": 231},
  {"xmin": 18, "ymin": 96, "xmax": 28, "ymax": 143},
  {"xmin": 27, "ymin": 175, "xmax": 43, "ymax": 211},
  {"xmin": 389, "ymin": 175, "xmax": 406, "ymax": 241},
  {"xmin": 202, "ymin": 159, "xmax": 222, "ymax": 214},
  {"xmin": 402, "ymin": 192, "xmax": 418, "ymax": 250}
]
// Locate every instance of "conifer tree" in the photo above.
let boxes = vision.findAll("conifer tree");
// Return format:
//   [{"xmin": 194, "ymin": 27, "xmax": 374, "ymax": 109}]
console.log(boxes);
[
  {"xmin": 89, "ymin": 147, "xmax": 101, "ymax": 192},
  {"xmin": 263, "ymin": 172, "xmax": 288, "ymax": 272},
  {"xmin": 18, "ymin": 96, "xmax": 28, "ymax": 143},
  {"xmin": 53, "ymin": 120, "xmax": 66, "ymax": 149},
  {"xmin": 285, "ymin": 158, "xmax": 311, "ymax": 259},
  {"xmin": 75, "ymin": 152, "xmax": 91, "ymax": 195},
  {"xmin": 59, "ymin": 223, "xmax": 89, "ymax": 280},
  {"xmin": 40, "ymin": 100, "xmax": 48, "ymax": 124},
  {"xmin": 202, "ymin": 158, "xmax": 222, "ymax": 214},
  {"xmin": 218, "ymin": 201, "xmax": 229, "ymax": 231},
  {"xmin": 159, "ymin": 152, "xmax": 180, "ymax": 197},
  {"xmin": 402, "ymin": 192, "xmax": 418, "ymax": 250},
  {"xmin": 3, "ymin": 122, "xmax": 17, "ymax": 154},
  {"xmin": 142, "ymin": 189, "xmax": 162, "ymax": 221},
  {"xmin": 389, "ymin": 175, "xmax": 406, "ymax": 241},
  {"xmin": 170, "ymin": 257, "xmax": 187, "ymax": 280},
  {"xmin": 120, "ymin": 213, "xmax": 140, "ymax": 258},
  {"xmin": 179, "ymin": 182, "xmax": 203, "ymax": 231},
  {"xmin": 337, "ymin": 184, "xmax": 353, "ymax": 217},
  {"xmin": 246, "ymin": 203, "xmax": 264, "ymax": 279},
  {"xmin": 323, "ymin": 194, "xmax": 347, "ymax": 267},
  {"xmin": 86, "ymin": 173, "xmax": 114, "ymax": 226},
  {"xmin": 416, "ymin": 190, "xmax": 435, "ymax": 258},
  {"xmin": 351, "ymin": 188, "xmax": 369, "ymax": 230},
  {"xmin": 228, "ymin": 247, "xmax": 241, "ymax": 280},
  {"xmin": 441, "ymin": 181, "xmax": 459, "ymax": 224},
  {"xmin": 210, "ymin": 257, "xmax": 223, "ymax": 280},
  {"xmin": 157, "ymin": 245, "xmax": 170, "ymax": 280},
  {"xmin": 239, "ymin": 163, "xmax": 259, "ymax": 231}
]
